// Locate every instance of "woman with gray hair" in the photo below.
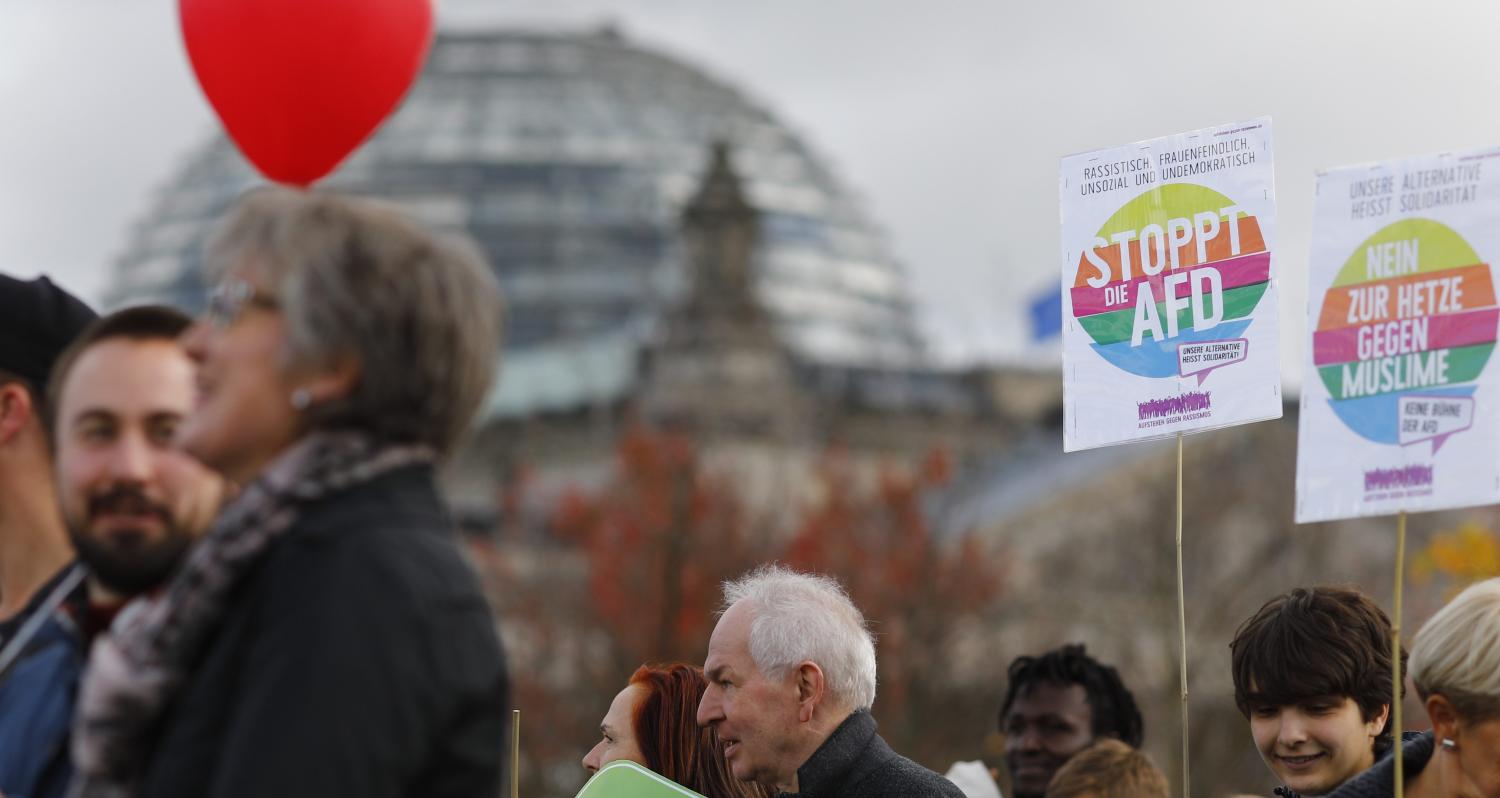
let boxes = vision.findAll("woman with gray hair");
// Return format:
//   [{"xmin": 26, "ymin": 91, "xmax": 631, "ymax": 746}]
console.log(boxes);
[
  {"xmin": 1326, "ymin": 577, "xmax": 1500, "ymax": 798},
  {"xmin": 69, "ymin": 187, "xmax": 509, "ymax": 798}
]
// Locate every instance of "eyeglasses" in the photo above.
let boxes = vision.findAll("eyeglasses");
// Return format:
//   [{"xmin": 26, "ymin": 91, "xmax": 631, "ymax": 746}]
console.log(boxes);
[{"xmin": 204, "ymin": 279, "xmax": 279, "ymax": 329}]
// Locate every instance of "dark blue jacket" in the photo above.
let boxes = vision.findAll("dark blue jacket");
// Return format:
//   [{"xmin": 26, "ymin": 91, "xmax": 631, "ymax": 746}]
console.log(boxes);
[
  {"xmin": 0, "ymin": 611, "xmax": 84, "ymax": 798},
  {"xmin": 1322, "ymin": 732, "xmax": 1434, "ymax": 798}
]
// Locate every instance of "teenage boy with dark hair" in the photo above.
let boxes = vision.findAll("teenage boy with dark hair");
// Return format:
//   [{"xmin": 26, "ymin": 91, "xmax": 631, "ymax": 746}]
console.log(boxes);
[
  {"xmin": 1230, "ymin": 586, "xmax": 1406, "ymax": 798},
  {"xmin": 999, "ymin": 644, "xmax": 1145, "ymax": 798}
]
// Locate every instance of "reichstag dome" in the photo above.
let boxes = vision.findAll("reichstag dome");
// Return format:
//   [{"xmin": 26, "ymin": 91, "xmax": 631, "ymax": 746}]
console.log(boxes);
[{"xmin": 107, "ymin": 26, "xmax": 929, "ymax": 417}]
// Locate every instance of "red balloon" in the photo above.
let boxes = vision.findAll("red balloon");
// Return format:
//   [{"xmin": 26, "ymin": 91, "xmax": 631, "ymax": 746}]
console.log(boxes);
[{"xmin": 180, "ymin": 0, "xmax": 433, "ymax": 187}]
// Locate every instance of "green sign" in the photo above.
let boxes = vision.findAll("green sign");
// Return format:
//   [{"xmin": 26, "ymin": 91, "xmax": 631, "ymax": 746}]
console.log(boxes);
[{"xmin": 575, "ymin": 761, "xmax": 709, "ymax": 798}]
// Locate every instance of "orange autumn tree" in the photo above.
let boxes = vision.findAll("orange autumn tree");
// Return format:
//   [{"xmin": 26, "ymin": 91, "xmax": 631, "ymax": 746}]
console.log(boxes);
[
  {"xmin": 550, "ymin": 426, "xmax": 771, "ymax": 671},
  {"xmin": 1413, "ymin": 519, "xmax": 1500, "ymax": 595}
]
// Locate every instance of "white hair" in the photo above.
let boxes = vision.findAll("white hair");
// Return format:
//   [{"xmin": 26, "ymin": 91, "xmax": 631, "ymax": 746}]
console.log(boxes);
[
  {"xmin": 721, "ymin": 564, "xmax": 877, "ymax": 711},
  {"xmin": 1409, "ymin": 577, "xmax": 1500, "ymax": 721}
]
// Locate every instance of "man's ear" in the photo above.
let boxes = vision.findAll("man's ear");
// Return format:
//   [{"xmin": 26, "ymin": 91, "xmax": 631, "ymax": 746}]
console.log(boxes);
[
  {"xmin": 794, "ymin": 661, "xmax": 827, "ymax": 724},
  {"xmin": 0, "ymin": 383, "xmax": 36, "ymax": 445}
]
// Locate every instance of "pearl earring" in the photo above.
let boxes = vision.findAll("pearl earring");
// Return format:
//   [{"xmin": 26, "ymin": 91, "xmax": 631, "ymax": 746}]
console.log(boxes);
[
  {"xmin": 1442, "ymin": 738, "xmax": 1458, "ymax": 750},
  {"xmin": 290, "ymin": 388, "xmax": 311, "ymax": 410}
]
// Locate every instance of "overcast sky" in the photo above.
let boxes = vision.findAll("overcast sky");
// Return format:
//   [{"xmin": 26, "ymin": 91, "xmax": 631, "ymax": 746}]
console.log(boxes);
[{"xmin": 5, "ymin": 0, "xmax": 1500, "ymax": 376}]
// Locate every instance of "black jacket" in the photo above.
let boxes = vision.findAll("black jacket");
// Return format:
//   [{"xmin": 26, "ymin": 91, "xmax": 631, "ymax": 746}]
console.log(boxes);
[
  {"xmin": 783, "ymin": 710, "xmax": 964, "ymax": 798},
  {"xmin": 140, "ymin": 464, "xmax": 510, "ymax": 798},
  {"xmin": 1322, "ymin": 732, "xmax": 1435, "ymax": 798}
]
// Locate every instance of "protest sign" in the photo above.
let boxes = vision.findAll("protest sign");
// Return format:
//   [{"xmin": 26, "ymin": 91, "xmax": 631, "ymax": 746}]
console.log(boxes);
[
  {"xmin": 1296, "ymin": 147, "xmax": 1500, "ymax": 522},
  {"xmin": 574, "ymin": 761, "xmax": 706, "ymax": 798},
  {"xmin": 1060, "ymin": 117, "xmax": 1282, "ymax": 451}
]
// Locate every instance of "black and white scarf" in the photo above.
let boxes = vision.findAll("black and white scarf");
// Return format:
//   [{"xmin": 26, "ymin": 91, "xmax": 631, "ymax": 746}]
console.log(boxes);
[{"xmin": 68, "ymin": 431, "xmax": 435, "ymax": 797}]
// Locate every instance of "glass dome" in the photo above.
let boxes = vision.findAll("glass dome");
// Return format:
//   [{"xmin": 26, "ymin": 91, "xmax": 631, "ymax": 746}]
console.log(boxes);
[{"xmin": 108, "ymin": 27, "xmax": 927, "ymax": 390}]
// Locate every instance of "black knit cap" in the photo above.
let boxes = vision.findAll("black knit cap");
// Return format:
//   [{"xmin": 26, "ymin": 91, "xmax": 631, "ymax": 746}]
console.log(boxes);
[{"xmin": 0, "ymin": 272, "xmax": 98, "ymax": 396}]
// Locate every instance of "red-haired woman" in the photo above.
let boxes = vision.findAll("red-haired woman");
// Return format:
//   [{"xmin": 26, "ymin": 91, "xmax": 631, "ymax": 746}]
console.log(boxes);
[{"xmin": 584, "ymin": 663, "xmax": 770, "ymax": 798}]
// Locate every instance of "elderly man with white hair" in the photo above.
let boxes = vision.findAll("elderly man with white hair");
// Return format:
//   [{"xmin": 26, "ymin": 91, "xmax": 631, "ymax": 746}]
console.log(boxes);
[{"xmin": 698, "ymin": 564, "xmax": 964, "ymax": 798}]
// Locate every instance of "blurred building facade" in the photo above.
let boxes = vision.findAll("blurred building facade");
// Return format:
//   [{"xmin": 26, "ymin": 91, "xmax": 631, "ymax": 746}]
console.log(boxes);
[{"xmin": 111, "ymin": 27, "xmax": 926, "ymax": 360}]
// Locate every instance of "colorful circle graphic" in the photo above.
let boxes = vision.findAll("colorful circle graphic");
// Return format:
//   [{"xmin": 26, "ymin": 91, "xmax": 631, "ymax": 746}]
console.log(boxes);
[
  {"xmin": 1070, "ymin": 183, "xmax": 1270, "ymax": 378},
  {"xmin": 1312, "ymin": 218, "xmax": 1497, "ymax": 444}
]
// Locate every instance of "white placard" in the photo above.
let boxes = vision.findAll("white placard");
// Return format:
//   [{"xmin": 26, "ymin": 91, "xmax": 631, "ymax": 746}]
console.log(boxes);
[
  {"xmin": 1060, "ymin": 117, "xmax": 1282, "ymax": 451},
  {"xmin": 1296, "ymin": 147, "xmax": 1500, "ymax": 523}
]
